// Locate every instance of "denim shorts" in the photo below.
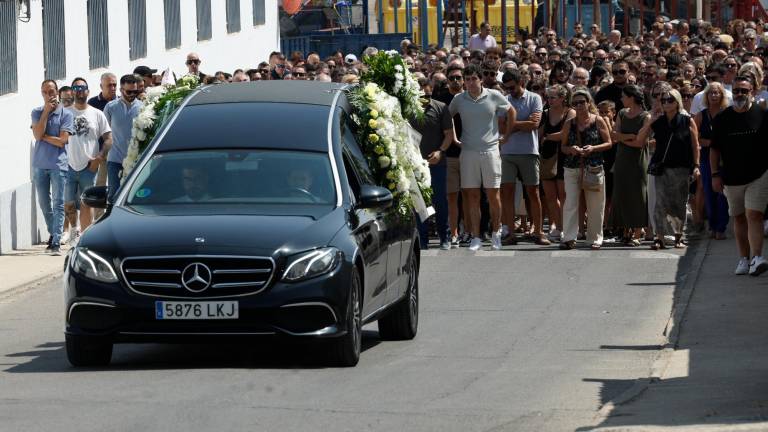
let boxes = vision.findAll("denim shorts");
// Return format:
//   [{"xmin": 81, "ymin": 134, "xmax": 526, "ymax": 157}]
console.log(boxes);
[{"xmin": 65, "ymin": 165, "xmax": 97, "ymax": 203}]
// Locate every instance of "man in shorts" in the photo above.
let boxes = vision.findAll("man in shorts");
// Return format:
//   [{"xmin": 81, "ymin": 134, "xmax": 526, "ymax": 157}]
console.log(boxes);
[
  {"xmin": 65, "ymin": 78, "xmax": 112, "ymax": 242},
  {"xmin": 449, "ymin": 64, "xmax": 516, "ymax": 251},
  {"xmin": 711, "ymin": 76, "xmax": 768, "ymax": 276},
  {"xmin": 499, "ymin": 70, "xmax": 548, "ymax": 245}
]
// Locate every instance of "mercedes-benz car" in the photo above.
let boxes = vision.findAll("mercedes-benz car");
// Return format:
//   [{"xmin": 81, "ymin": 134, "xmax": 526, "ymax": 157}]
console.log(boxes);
[{"xmin": 64, "ymin": 82, "xmax": 420, "ymax": 367}]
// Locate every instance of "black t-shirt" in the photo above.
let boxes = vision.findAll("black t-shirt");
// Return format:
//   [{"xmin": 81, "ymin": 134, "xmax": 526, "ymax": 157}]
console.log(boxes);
[
  {"xmin": 595, "ymin": 83, "xmax": 625, "ymax": 112},
  {"xmin": 434, "ymin": 91, "xmax": 462, "ymax": 158},
  {"xmin": 650, "ymin": 113, "xmax": 694, "ymax": 170},
  {"xmin": 711, "ymin": 104, "xmax": 768, "ymax": 186}
]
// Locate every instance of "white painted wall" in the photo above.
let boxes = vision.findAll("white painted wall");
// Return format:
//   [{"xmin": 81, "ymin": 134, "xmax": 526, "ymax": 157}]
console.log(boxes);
[{"xmin": 0, "ymin": 0, "xmax": 278, "ymax": 252}]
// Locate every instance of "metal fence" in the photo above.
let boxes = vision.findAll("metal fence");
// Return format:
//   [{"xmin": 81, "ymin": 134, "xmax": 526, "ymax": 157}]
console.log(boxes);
[
  {"xmin": 0, "ymin": 1, "xmax": 17, "ymax": 95},
  {"xmin": 164, "ymin": 0, "xmax": 182, "ymax": 49},
  {"xmin": 253, "ymin": 0, "xmax": 266, "ymax": 25},
  {"xmin": 128, "ymin": 0, "xmax": 147, "ymax": 60},
  {"xmin": 197, "ymin": 0, "xmax": 212, "ymax": 41},
  {"xmin": 226, "ymin": 0, "xmax": 241, "ymax": 33},
  {"xmin": 42, "ymin": 0, "xmax": 66, "ymax": 80},
  {"xmin": 87, "ymin": 0, "xmax": 109, "ymax": 69}
]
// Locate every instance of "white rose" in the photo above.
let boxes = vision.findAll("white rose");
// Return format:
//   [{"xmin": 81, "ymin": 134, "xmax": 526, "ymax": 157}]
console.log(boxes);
[
  {"xmin": 135, "ymin": 129, "xmax": 146, "ymax": 141},
  {"xmin": 378, "ymin": 156, "xmax": 391, "ymax": 168}
]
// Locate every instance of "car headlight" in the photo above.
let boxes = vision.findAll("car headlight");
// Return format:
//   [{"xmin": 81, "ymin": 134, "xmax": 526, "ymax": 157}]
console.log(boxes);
[
  {"xmin": 71, "ymin": 247, "xmax": 119, "ymax": 283},
  {"xmin": 282, "ymin": 247, "xmax": 340, "ymax": 282}
]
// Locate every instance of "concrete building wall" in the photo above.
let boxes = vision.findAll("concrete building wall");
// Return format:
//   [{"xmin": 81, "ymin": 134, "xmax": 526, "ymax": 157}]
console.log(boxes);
[{"xmin": 0, "ymin": 0, "xmax": 279, "ymax": 253}]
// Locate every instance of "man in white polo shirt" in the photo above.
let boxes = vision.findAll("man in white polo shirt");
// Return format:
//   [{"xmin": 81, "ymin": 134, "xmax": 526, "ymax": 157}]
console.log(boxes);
[
  {"xmin": 449, "ymin": 64, "xmax": 515, "ymax": 251},
  {"xmin": 468, "ymin": 22, "xmax": 497, "ymax": 52}
]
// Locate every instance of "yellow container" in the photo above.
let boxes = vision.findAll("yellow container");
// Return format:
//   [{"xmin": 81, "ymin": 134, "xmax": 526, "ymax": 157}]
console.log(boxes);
[{"xmin": 379, "ymin": 0, "xmax": 535, "ymax": 46}]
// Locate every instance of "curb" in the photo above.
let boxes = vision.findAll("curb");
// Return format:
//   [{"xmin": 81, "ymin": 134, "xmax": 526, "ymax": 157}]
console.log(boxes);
[
  {"xmin": 591, "ymin": 235, "xmax": 712, "ymax": 425},
  {"xmin": 0, "ymin": 264, "xmax": 64, "ymax": 302}
]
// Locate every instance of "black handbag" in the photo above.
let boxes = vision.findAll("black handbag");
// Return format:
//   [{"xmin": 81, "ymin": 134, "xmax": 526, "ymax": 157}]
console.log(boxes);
[{"xmin": 647, "ymin": 134, "xmax": 673, "ymax": 176}]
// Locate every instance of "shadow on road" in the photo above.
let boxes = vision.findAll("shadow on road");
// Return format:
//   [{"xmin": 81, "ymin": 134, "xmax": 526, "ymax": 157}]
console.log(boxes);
[
  {"xmin": 578, "ymin": 236, "xmax": 768, "ymax": 430},
  {"xmin": 3, "ymin": 330, "xmax": 383, "ymax": 373}
]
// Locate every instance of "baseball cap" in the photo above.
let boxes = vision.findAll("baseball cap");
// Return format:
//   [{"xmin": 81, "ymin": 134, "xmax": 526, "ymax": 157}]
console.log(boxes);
[
  {"xmin": 133, "ymin": 65, "xmax": 158, "ymax": 77},
  {"xmin": 344, "ymin": 54, "xmax": 358, "ymax": 65}
]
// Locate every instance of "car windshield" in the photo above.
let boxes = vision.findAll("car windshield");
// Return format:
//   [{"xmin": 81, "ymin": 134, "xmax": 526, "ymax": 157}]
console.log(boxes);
[{"xmin": 125, "ymin": 150, "xmax": 336, "ymax": 207}]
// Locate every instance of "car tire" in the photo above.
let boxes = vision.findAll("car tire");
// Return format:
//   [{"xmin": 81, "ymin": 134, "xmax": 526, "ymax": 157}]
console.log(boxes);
[
  {"xmin": 328, "ymin": 269, "xmax": 362, "ymax": 367},
  {"xmin": 378, "ymin": 251, "xmax": 418, "ymax": 340},
  {"xmin": 65, "ymin": 334, "xmax": 113, "ymax": 367}
]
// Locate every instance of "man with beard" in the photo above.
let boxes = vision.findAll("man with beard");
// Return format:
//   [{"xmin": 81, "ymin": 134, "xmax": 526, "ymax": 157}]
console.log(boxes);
[
  {"xmin": 409, "ymin": 77, "xmax": 455, "ymax": 250},
  {"xmin": 64, "ymin": 78, "xmax": 112, "ymax": 242},
  {"xmin": 711, "ymin": 76, "xmax": 768, "ymax": 276},
  {"xmin": 104, "ymin": 74, "xmax": 143, "ymax": 202}
]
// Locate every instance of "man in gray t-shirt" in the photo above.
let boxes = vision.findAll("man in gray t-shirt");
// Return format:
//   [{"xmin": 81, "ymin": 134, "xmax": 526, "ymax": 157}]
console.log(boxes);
[
  {"xmin": 448, "ymin": 64, "xmax": 515, "ymax": 251},
  {"xmin": 498, "ymin": 69, "xmax": 549, "ymax": 245}
]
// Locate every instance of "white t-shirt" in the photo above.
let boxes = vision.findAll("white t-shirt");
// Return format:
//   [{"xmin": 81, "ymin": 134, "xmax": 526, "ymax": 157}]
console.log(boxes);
[
  {"xmin": 468, "ymin": 34, "xmax": 497, "ymax": 51},
  {"xmin": 66, "ymin": 105, "xmax": 111, "ymax": 171},
  {"xmin": 690, "ymin": 88, "xmax": 732, "ymax": 115}
]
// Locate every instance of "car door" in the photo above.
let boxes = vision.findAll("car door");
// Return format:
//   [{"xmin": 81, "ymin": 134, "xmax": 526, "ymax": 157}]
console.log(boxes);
[{"xmin": 340, "ymin": 118, "xmax": 389, "ymax": 316}]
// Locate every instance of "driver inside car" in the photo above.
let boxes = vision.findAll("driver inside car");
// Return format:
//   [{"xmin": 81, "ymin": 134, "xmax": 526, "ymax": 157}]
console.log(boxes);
[{"xmin": 172, "ymin": 166, "xmax": 212, "ymax": 203}]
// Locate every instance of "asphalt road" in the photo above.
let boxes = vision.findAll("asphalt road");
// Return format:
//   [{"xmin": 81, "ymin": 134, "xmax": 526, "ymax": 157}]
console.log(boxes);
[{"xmin": 0, "ymin": 245, "xmax": 694, "ymax": 432}]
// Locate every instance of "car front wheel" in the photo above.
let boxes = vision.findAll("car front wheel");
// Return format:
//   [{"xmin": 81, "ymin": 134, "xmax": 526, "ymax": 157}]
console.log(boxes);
[
  {"xmin": 65, "ymin": 334, "xmax": 113, "ymax": 367},
  {"xmin": 378, "ymin": 251, "xmax": 418, "ymax": 340},
  {"xmin": 328, "ymin": 268, "xmax": 362, "ymax": 367}
]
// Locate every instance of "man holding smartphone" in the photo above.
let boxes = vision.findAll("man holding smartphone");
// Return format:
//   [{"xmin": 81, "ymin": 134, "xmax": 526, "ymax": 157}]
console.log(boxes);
[{"xmin": 31, "ymin": 79, "xmax": 74, "ymax": 255}]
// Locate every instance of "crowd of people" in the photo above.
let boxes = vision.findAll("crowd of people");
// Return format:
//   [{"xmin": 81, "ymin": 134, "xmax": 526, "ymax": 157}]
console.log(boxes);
[{"xmin": 31, "ymin": 16, "xmax": 768, "ymax": 276}]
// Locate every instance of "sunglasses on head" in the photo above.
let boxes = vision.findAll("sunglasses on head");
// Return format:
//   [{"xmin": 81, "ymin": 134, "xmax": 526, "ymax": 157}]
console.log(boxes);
[
  {"xmin": 186, "ymin": 59, "xmax": 200, "ymax": 65},
  {"xmin": 71, "ymin": 85, "xmax": 88, "ymax": 92},
  {"xmin": 732, "ymin": 88, "xmax": 751, "ymax": 95}
]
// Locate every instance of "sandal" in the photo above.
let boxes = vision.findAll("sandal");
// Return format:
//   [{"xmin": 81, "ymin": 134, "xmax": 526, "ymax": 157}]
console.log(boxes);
[
  {"xmin": 626, "ymin": 239, "xmax": 641, "ymax": 247},
  {"xmin": 591, "ymin": 243, "xmax": 602, "ymax": 250}
]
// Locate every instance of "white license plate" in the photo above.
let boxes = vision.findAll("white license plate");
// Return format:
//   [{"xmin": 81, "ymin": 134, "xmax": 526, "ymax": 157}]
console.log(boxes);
[{"xmin": 155, "ymin": 301, "xmax": 239, "ymax": 320}]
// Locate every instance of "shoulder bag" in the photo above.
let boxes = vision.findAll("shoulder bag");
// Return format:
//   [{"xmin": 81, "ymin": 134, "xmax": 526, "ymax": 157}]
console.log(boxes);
[{"xmin": 577, "ymin": 117, "xmax": 605, "ymax": 191}]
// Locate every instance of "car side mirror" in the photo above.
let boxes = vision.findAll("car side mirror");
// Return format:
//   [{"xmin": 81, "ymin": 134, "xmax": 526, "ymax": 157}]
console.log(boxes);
[
  {"xmin": 357, "ymin": 185, "xmax": 393, "ymax": 210},
  {"xmin": 81, "ymin": 186, "xmax": 109, "ymax": 209}
]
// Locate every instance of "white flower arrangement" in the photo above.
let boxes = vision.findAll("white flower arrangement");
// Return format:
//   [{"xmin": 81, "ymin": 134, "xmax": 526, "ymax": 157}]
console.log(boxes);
[
  {"xmin": 348, "ymin": 82, "xmax": 432, "ymax": 218},
  {"xmin": 122, "ymin": 76, "xmax": 199, "ymax": 176}
]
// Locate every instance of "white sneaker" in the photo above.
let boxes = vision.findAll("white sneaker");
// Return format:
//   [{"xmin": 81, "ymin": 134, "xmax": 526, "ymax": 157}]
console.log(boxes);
[
  {"xmin": 468, "ymin": 237, "xmax": 482, "ymax": 251},
  {"xmin": 735, "ymin": 257, "xmax": 750, "ymax": 275},
  {"xmin": 68, "ymin": 228, "xmax": 80, "ymax": 245},
  {"xmin": 749, "ymin": 256, "xmax": 768, "ymax": 276},
  {"xmin": 549, "ymin": 229, "xmax": 562, "ymax": 241},
  {"xmin": 491, "ymin": 230, "xmax": 502, "ymax": 250},
  {"xmin": 501, "ymin": 224, "xmax": 509, "ymax": 238},
  {"xmin": 60, "ymin": 230, "xmax": 70, "ymax": 245}
]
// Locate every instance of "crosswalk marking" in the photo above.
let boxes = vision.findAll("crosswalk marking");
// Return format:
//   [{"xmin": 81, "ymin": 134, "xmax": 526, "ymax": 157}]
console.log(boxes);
[{"xmin": 421, "ymin": 248, "xmax": 682, "ymax": 260}]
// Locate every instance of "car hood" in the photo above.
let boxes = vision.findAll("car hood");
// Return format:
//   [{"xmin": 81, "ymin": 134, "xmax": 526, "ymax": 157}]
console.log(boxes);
[{"xmin": 80, "ymin": 205, "xmax": 347, "ymax": 258}]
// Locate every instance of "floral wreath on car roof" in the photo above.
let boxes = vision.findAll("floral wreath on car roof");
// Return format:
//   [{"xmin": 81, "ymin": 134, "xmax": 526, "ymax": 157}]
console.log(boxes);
[
  {"xmin": 346, "ymin": 50, "xmax": 434, "ymax": 220},
  {"xmin": 122, "ymin": 75, "xmax": 201, "ymax": 176}
]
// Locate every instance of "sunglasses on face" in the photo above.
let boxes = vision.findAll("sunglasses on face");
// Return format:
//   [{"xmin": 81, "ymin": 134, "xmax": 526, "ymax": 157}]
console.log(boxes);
[
  {"xmin": 482, "ymin": 70, "xmax": 496, "ymax": 77},
  {"xmin": 681, "ymin": 94, "xmax": 693, "ymax": 99},
  {"xmin": 732, "ymin": 88, "xmax": 752, "ymax": 95},
  {"xmin": 613, "ymin": 69, "xmax": 628, "ymax": 75},
  {"xmin": 661, "ymin": 97, "xmax": 676, "ymax": 104},
  {"xmin": 71, "ymin": 85, "xmax": 88, "ymax": 92},
  {"xmin": 531, "ymin": 70, "xmax": 543, "ymax": 75},
  {"xmin": 186, "ymin": 59, "xmax": 200, "ymax": 65},
  {"xmin": 571, "ymin": 56, "xmax": 581, "ymax": 61},
  {"xmin": 536, "ymin": 52, "xmax": 547, "ymax": 56},
  {"xmin": 582, "ymin": 56, "xmax": 594, "ymax": 61},
  {"xmin": 448, "ymin": 75, "xmax": 463, "ymax": 81},
  {"xmin": 276, "ymin": 64, "xmax": 286, "ymax": 69},
  {"xmin": 572, "ymin": 99, "xmax": 587, "ymax": 106},
  {"xmin": 294, "ymin": 72, "xmax": 306, "ymax": 77},
  {"xmin": 123, "ymin": 90, "xmax": 138, "ymax": 96},
  {"xmin": 259, "ymin": 69, "xmax": 269, "ymax": 74}
]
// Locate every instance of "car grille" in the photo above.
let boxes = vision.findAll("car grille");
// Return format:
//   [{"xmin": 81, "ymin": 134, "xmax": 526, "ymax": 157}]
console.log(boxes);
[{"xmin": 120, "ymin": 255, "xmax": 275, "ymax": 299}]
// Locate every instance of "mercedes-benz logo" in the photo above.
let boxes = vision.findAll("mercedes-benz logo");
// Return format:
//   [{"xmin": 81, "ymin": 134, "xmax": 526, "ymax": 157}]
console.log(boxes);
[{"xmin": 181, "ymin": 262, "xmax": 212, "ymax": 292}]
